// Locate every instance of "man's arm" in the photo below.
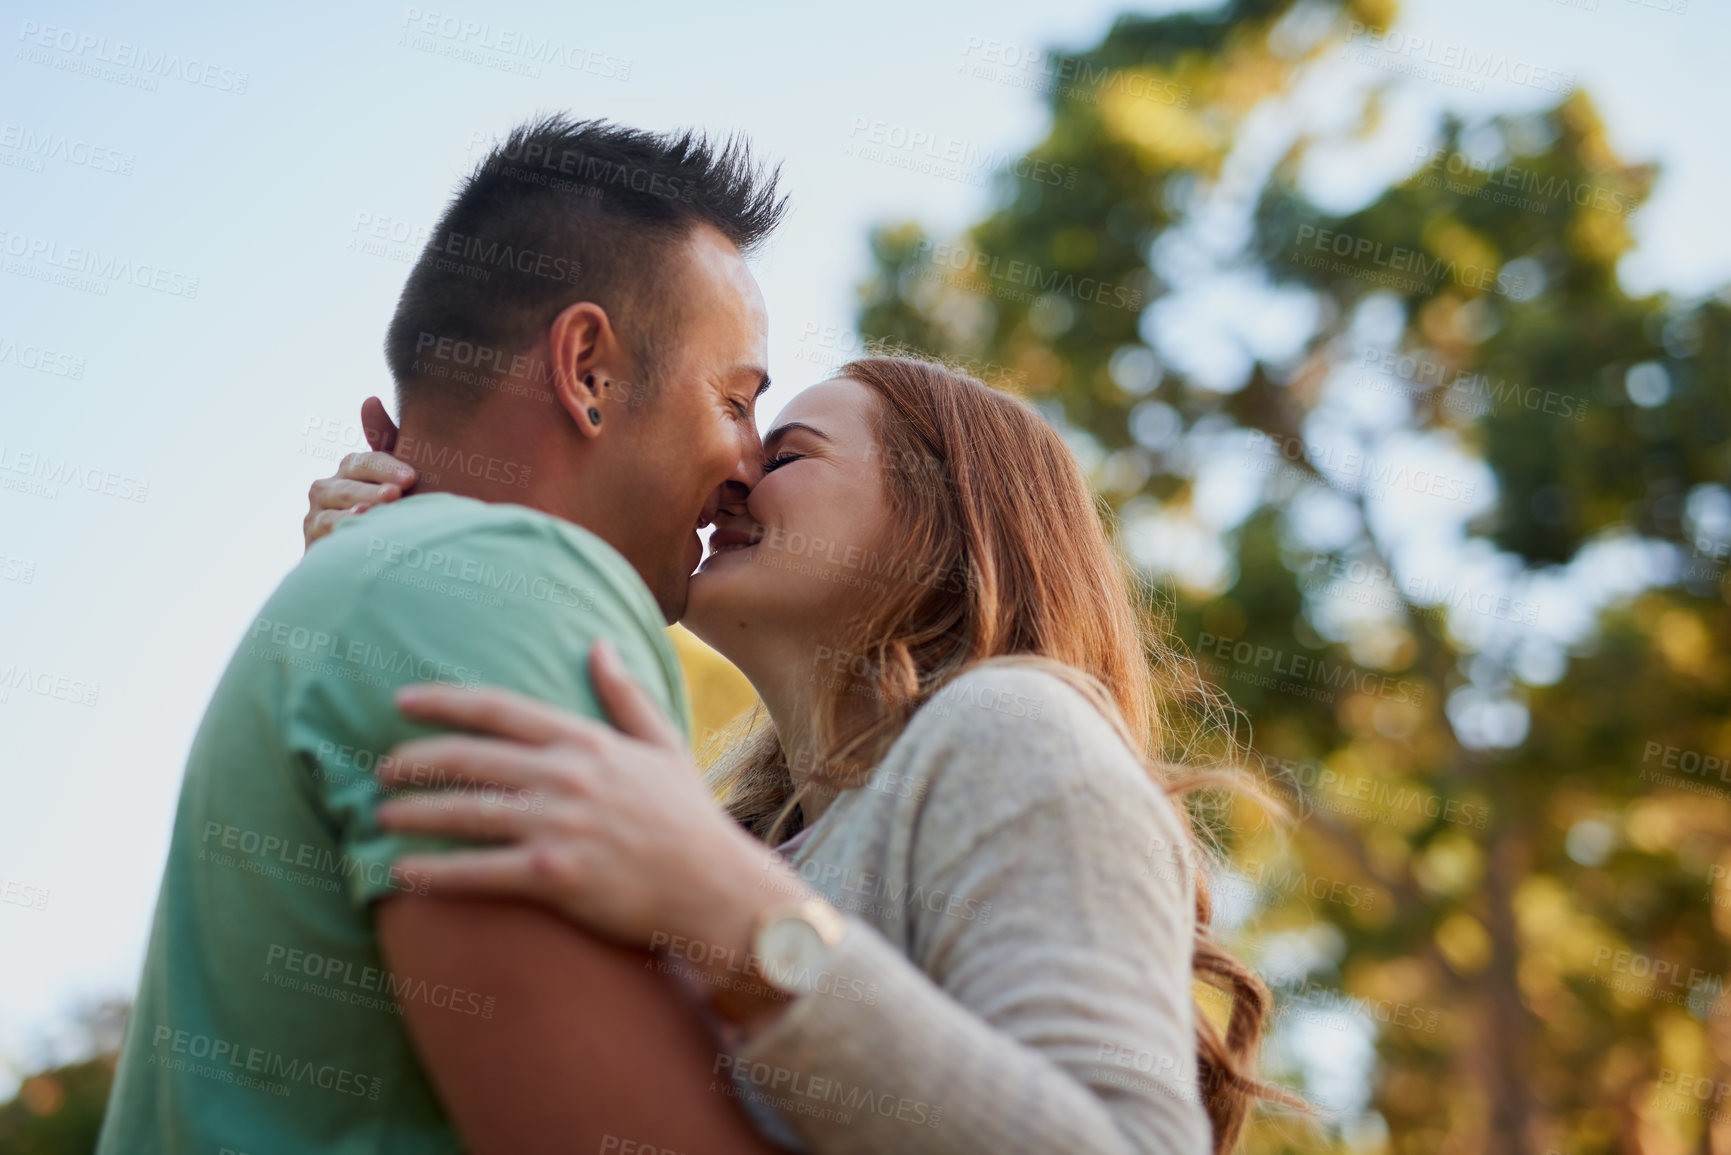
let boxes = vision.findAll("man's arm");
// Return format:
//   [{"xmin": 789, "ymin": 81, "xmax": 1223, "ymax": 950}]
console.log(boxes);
[
  {"xmin": 377, "ymin": 896, "xmax": 781, "ymax": 1155},
  {"xmin": 283, "ymin": 513, "xmax": 769, "ymax": 1151}
]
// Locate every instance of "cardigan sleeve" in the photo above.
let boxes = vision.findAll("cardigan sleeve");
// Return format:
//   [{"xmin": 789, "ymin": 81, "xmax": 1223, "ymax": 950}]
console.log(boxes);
[{"xmin": 728, "ymin": 667, "xmax": 1214, "ymax": 1155}]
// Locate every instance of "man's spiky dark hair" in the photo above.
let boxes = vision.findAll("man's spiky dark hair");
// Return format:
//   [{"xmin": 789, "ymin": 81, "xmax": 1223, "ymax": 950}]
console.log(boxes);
[{"xmin": 385, "ymin": 113, "xmax": 787, "ymax": 409}]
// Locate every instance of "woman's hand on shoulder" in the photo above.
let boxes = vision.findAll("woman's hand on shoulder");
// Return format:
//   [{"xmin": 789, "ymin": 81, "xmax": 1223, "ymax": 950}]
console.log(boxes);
[
  {"xmin": 375, "ymin": 641, "xmax": 820, "ymax": 1025},
  {"xmin": 303, "ymin": 397, "xmax": 416, "ymax": 551}
]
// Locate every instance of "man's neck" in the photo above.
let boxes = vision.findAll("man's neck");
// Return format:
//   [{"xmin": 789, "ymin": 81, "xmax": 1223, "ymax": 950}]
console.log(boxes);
[
  {"xmin": 396, "ymin": 406, "xmax": 571, "ymax": 515},
  {"xmin": 395, "ymin": 395, "xmax": 669, "ymax": 619}
]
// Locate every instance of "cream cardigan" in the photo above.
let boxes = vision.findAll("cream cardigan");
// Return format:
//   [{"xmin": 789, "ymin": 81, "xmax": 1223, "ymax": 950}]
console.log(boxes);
[{"xmin": 725, "ymin": 663, "xmax": 1213, "ymax": 1154}]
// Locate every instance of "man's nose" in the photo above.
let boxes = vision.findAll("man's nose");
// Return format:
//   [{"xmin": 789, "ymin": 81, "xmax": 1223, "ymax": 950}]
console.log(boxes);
[{"xmin": 732, "ymin": 428, "xmax": 765, "ymax": 488}]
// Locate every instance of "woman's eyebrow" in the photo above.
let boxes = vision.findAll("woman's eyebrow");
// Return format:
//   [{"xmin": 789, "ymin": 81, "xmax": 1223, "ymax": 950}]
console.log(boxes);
[{"xmin": 764, "ymin": 421, "xmax": 832, "ymax": 448}]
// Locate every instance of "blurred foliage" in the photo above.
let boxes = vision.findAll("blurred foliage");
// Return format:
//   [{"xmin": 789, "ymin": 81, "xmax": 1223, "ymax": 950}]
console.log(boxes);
[
  {"xmin": 0, "ymin": 1059, "xmax": 114, "ymax": 1155},
  {"xmin": 844, "ymin": 1, "xmax": 1731, "ymax": 1153},
  {"xmin": 0, "ymin": 1003, "xmax": 124, "ymax": 1155}
]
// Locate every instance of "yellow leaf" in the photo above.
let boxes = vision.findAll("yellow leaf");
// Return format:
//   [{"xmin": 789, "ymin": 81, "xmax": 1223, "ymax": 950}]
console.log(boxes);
[{"xmin": 1435, "ymin": 911, "xmax": 1492, "ymax": 975}]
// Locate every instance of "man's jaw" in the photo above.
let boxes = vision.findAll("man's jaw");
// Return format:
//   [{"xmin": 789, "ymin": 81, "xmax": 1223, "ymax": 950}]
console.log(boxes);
[
  {"xmin": 685, "ymin": 491, "xmax": 723, "ymax": 576},
  {"xmin": 685, "ymin": 524, "xmax": 705, "ymax": 578}
]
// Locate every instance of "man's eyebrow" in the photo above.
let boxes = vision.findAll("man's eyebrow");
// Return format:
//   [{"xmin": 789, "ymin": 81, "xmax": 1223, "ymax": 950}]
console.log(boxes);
[
  {"xmin": 722, "ymin": 364, "xmax": 771, "ymax": 397},
  {"xmin": 764, "ymin": 421, "xmax": 831, "ymax": 447}
]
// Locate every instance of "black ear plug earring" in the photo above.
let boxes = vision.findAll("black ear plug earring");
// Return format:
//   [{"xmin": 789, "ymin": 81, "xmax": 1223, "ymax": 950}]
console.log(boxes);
[{"xmin": 583, "ymin": 372, "xmax": 603, "ymax": 426}]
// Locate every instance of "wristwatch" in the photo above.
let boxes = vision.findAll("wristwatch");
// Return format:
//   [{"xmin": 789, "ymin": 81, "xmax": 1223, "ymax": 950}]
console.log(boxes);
[{"xmin": 752, "ymin": 897, "xmax": 847, "ymax": 996}]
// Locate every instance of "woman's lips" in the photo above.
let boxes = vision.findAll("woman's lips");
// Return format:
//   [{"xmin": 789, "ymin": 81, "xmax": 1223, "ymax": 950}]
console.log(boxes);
[{"xmin": 707, "ymin": 526, "xmax": 759, "ymax": 555}]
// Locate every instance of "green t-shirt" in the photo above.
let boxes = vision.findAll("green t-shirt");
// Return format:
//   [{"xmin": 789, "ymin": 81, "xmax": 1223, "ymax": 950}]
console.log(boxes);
[{"xmin": 98, "ymin": 493, "xmax": 690, "ymax": 1154}]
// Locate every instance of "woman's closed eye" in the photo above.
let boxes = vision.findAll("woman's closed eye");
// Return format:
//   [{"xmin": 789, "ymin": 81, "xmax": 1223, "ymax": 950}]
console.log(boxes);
[{"xmin": 762, "ymin": 451, "xmax": 805, "ymax": 474}]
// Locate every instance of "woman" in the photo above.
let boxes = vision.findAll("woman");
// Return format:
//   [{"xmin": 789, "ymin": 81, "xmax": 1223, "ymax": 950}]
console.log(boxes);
[{"xmin": 303, "ymin": 355, "xmax": 1289, "ymax": 1153}]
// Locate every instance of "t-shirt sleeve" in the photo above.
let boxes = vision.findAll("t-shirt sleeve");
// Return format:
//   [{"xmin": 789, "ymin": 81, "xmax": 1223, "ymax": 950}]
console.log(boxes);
[{"xmin": 276, "ymin": 517, "xmax": 684, "ymax": 909}]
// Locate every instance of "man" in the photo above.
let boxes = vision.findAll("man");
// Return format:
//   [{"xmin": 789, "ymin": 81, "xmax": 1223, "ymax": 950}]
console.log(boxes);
[{"xmin": 100, "ymin": 115, "xmax": 789, "ymax": 1154}]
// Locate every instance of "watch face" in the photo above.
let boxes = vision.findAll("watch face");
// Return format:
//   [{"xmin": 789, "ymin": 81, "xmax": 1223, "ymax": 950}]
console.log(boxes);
[{"xmin": 759, "ymin": 916, "xmax": 827, "ymax": 992}]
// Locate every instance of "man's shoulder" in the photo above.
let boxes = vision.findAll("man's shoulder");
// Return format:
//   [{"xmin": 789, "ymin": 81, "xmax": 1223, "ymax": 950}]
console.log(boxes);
[
  {"xmin": 309, "ymin": 492, "xmax": 621, "ymax": 577},
  {"xmin": 264, "ymin": 492, "xmax": 687, "ymax": 735},
  {"xmin": 289, "ymin": 493, "xmax": 659, "ymax": 627}
]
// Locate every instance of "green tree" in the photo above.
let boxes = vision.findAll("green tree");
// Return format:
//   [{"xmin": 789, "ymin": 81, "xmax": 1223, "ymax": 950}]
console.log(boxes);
[
  {"xmin": 0, "ymin": 1002, "xmax": 125, "ymax": 1155},
  {"xmin": 850, "ymin": 3, "xmax": 1731, "ymax": 1152}
]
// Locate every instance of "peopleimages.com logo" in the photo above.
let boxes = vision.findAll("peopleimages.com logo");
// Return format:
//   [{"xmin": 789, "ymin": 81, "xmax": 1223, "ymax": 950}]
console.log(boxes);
[
  {"xmin": 0, "ymin": 122, "xmax": 136, "ymax": 176},
  {"xmin": 913, "ymin": 240, "xmax": 1143, "ymax": 310},
  {"xmin": 15, "ymin": 20, "xmax": 250, "ymax": 93},
  {"xmin": 1291, "ymin": 224, "xmax": 1527, "ymax": 298},
  {"xmin": 397, "ymin": 8, "xmax": 631, "ymax": 80},
  {"xmin": 0, "ymin": 333, "xmax": 85, "ymax": 379},
  {"xmin": 0, "ymin": 228, "xmax": 199, "ymax": 299}
]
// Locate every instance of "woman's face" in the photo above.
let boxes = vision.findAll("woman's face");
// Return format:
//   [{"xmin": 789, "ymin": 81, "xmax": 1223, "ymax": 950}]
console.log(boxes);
[{"xmin": 684, "ymin": 377, "xmax": 894, "ymax": 661}]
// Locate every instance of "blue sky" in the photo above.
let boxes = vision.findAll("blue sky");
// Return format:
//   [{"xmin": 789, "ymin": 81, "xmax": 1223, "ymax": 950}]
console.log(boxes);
[{"xmin": 0, "ymin": 0, "xmax": 1720, "ymax": 1089}]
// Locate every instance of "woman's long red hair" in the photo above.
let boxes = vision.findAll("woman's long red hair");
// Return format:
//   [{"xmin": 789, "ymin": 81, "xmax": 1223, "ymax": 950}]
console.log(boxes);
[{"xmin": 709, "ymin": 355, "xmax": 1299, "ymax": 1151}]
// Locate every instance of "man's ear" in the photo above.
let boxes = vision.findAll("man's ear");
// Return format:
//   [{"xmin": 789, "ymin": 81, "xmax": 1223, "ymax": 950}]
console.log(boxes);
[{"xmin": 547, "ymin": 301, "xmax": 616, "ymax": 440}]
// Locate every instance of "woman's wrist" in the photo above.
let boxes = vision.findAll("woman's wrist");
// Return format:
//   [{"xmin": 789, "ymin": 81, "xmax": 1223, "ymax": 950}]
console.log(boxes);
[{"xmin": 671, "ymin": 842, "xmax": 820, "ymax": 1023}]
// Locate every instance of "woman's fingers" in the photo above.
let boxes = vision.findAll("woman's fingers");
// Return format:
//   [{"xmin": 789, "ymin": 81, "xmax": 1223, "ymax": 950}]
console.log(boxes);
[
  {"xmin": 381, "ymin": 734, "xmax": 579, "ymax": 798},
  {"xmin": 377, "ymin": 788, "xmax": 545, "ymax": 841},
  {"xmin": 391, "ymin": 845, "xmax": 546, "ymax": 899},
  {"xmin": 589, "ymin": 641, "xmax": 685, "ymax": 752},
  {"xmin": 304, "ymin": 458, "xmax": 408, "ymax": 552},
  {"xmin": 337, "ymin": 450, "xmax": 416, "ymax": 488},
  {"xmin": 310, "ymin": 475, "xmax": 400, "ymax": 513},
  {"xmin": 395, "ymin": 683, "xmax": 610, "ymax": 749}
]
